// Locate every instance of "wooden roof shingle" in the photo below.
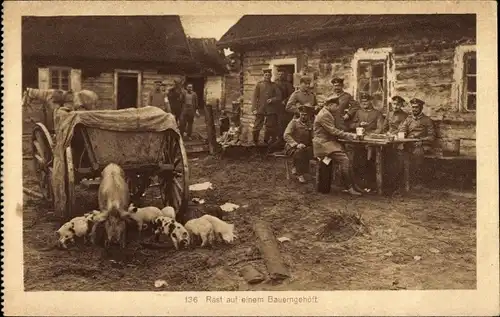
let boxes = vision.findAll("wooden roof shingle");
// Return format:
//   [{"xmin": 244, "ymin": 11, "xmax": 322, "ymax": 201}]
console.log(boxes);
[
  {"xmin": 217, "ymin": 14, "xmax": 476, "ymax": 47},
  {"xmin": 22, "ymin": 15, "xmax": 194, "ymax": 65}
]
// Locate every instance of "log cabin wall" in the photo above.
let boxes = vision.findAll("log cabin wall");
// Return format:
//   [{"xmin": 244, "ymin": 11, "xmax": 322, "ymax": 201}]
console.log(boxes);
[{"xmin": 238, "ymin": 27, "xmax": 476, "ymax": 156}]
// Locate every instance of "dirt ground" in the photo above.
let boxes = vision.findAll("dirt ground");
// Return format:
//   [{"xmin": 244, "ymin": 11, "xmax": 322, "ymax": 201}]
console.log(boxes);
[{"xmin": 22, "ymin": 152, "xmax": 476, "ymax": 291}]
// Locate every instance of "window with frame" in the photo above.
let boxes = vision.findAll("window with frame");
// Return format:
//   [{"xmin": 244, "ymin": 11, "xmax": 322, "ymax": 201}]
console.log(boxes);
[
  {"xmin": 463, "ymin": 51, "xmax": 476, "ymax": 111},
  {"xmin": 357, "ymin": 60, "xmax": 387, "ymax": 110},
  {"xmin": 49, "ymin": 67, "xmax": 71, "ymax": 90}
]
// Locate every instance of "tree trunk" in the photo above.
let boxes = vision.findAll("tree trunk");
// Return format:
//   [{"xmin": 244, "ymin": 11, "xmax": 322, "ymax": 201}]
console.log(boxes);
[{"xmin": 253, "ymin": 220, "xmax": 290, "ymax": 281}]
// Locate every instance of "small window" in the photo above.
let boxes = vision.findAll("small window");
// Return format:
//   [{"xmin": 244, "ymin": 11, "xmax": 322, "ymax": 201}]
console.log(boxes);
[
  {"xmin": 463, "ymin": 52, "xmax": 476, "ymax": 111},
  {"xmin": 49, "ymin": 67, "xmax": 71, "ymax": 90},
  {"xmin": 357, "ymin": 60, "xmax": 387, "ymax": 109}
]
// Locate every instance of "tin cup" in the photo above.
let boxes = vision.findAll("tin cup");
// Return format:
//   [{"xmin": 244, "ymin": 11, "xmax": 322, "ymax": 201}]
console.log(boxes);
[
  {"xmin": 397, "ymin": 132, "xmax": 406, "ymax": 139},
  {"xmin": 356, "ymin": 127, "xmax": 365, "ymax": 136}
]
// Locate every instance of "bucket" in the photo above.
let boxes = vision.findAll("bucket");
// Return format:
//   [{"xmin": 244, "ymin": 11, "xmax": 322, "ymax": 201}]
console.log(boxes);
[{"xmin": 441, "ymin": 139, "xmax": 461, "ymax": 157}]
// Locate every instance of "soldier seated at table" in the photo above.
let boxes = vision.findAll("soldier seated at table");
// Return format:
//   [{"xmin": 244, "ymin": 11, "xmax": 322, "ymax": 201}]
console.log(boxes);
[
  {"xmin": 397, "ymin": 98, "xmax": 436, "ymax": 186},
  {"xmin": 283, "ymin": 104, "xmax": 315, "ymax": 184},
  {"xmin": 383, "ymin": 95, "xmax": 409, "ymax": 135},
  {"xmin": 313, "ymin": 97, "xmax": 362, "ymax": 196},
  {"xmin": 350, "ymin": 92, "xmax": 384, "ymax": 191}
]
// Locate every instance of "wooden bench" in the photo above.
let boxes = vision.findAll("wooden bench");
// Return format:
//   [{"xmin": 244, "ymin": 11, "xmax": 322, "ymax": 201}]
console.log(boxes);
[{"xmin": 268, "ymin": 152, "xmax": 319, "ymax": 181}]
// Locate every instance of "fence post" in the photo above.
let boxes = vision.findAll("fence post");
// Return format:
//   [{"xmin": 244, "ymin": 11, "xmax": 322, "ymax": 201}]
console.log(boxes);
[{"xmin": 204, "ymin": 103, "xmax": 218, "ymax": 155}]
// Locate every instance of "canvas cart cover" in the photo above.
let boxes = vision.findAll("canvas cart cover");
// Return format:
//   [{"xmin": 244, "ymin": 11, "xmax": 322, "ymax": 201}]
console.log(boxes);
[{"xmin": 52, "ymin": 106, "xmax": 178, "ymax": 217}]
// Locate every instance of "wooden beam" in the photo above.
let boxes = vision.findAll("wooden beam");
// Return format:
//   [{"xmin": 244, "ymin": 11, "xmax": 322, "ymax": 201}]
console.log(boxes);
[
  {"xmin": 253, "ymin": 220, "xmax": 290, "ymax": 281},
  {"xmin": 204, "ymin": 104, "xmax": 218, "ymax": 155}
]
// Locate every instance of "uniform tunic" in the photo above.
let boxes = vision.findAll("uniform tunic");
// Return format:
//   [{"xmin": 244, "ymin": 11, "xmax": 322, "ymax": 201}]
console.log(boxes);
[
  {"xmin": 313, "ymin": 107, "xmax": 354, "ymax": 158},
  {"xmin": 150, "ymin": 91, "xmax": 171, "ymax": 112},
  {"xmin": 326, "ymin": 91, "xmax": 360, "ymax": 131},
  {"xmin": 286, "ymin": 89, "xmax": 317, "ymax": 114},
  {"xmin": 283, "ymin": 119, "xmax": 313, "ymax": 149},
  {"xmin": 351, "ymin": 107, "xmax": 384, "ymax": 133},
  {"xmin": 398, "ymin": 113, "xmax": 435, "ymax": 144},
  {"xmin": 383, "ymin": 109, "xmax": 408, "ymax": 134},
  {"xmin": 251, "ymin": 80, "xmax": 282, "ymax": 115}
]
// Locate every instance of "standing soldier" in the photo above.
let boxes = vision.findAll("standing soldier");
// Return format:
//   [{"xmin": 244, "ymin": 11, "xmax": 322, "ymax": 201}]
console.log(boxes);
[
  {"xmin": 328, "ymin": 77, "xmax": 359, "ymax": 132},
  {"xmin": 149, "ymin": 80, "xmax": 171, "ymax": 113},
  {"xmin": 167, "ymin": 79, "xmax": 185, "ymax": 125},
  {"xmin": 286, "ymin": 76, "xmax": 317, "ymax": 115},
  {"xmin": 269, "ymin": 66, "xmax": 296, "ymax": 152},
  {"xmin": 383, "ymin": 95, "xmax": 409, "ymax": 134},
  {"xmin": 251, "ymin": 68, "xmax": 282, "ymax": 145},
  {"xmin": 179, "ymin": 83, "xmax": 199, "ymax": 140},
  {"xmin": 398, "ymin": 98, "xmax": 436, "ymax": 187}
]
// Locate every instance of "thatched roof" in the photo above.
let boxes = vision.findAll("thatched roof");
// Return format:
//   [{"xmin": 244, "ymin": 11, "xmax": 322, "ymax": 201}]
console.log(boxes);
[
  {"xmin": 22, "ymin": 16, "xmax": 194, "ymax": 65},
  {"xmin": 187, "ymin": 37, "xmax": 228, "ymax": 75},
  {"xmin": 217, "ymin": 14, "xmax": 476, "ymax": 48}
]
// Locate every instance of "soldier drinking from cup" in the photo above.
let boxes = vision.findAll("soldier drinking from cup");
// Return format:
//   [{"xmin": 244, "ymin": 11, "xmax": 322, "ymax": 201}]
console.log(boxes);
[
  {"xmin": 328, "ymin": 77, "xmax": 359, "ymax": 132},
  {"xmin": 251, "ymin": 68, "xmax": 282, "ymax": 145}
]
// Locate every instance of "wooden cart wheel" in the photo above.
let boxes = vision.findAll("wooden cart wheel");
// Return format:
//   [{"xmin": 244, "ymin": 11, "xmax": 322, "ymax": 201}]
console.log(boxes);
[
  {"xmin": 31, "ymin": 123, "xmax": 54, "ymax": 202},
  {"xmin": 65, "ymin": 147, "xmax": 76, "ymax": 219},
  {"xmin": 315, "ymin": 159, "xmax": 333, "ymax": 194},
  {"xmin": 160, "ymin": 129, "xmax": 189, "ymax": 214}
]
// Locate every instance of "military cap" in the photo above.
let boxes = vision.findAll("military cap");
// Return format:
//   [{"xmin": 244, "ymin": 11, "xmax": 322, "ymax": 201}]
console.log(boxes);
[
  {"xmin": 359, "ymin": 92, "xmax": 372, "ymax": 101},
  {"xmin": 409, "ymin": 98, "xmax": 425, "ymax": 107},
  {"xmin": 298, "ymin": 103, "xmax": 315, "ymax": 113},
  {"xmin": 330, "ymin": 77, "xmax": 344, "ymax": 85},
  {"xmin": 391, "ymin": 95, "xmax": 406, "ymax": 103},
  {"xmin": 300, "ymin": 75, "xmax": 312, "ymax": 84},
  {"xmin": 262, "ymin": 68, "xmax": 272, "ymax": 74}
]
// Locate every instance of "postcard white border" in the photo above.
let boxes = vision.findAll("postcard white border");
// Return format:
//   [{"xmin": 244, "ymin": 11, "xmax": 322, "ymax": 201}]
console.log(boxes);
[{"xmin": 3, "ymin": 1, "xmax": 499, "ymax": 316}]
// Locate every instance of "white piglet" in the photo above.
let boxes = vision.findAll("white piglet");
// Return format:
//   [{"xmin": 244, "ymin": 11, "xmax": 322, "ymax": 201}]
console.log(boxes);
[
  {"xmin": 160, "ymin": 206, "xmax": 176, "ymax": 219},
  {"xmin": 184, "ymin": 217, "xmax": 215, "ymax": 247},
  {"xmin": 56, "ymin": 216, "xmax": 92, "ymax": 249},
  {"xmin": 127, "ymin": 203, "xmax": 163, "ymax": 235},
  {"xmin": 200, "ymin": 214, "xmax": 237, "ymax": 244}
]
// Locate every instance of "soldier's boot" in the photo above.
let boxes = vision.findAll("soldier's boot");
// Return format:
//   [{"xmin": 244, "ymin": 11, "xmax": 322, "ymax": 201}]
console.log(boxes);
[{"xmin": 252, "ymin": 131, "xmax": 260, "ymax": 145}]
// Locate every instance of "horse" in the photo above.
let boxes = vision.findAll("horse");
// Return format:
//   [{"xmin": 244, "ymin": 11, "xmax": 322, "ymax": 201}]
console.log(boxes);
[{"xmin": 22, "ymin": 87, "xmax": 99, "ymax": 111}]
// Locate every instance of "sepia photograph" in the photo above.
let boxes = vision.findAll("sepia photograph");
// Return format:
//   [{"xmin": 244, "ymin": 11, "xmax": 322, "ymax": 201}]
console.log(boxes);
[{"xmin": 3, "ymin": 1, "xmax": 499, "ymax": 316}]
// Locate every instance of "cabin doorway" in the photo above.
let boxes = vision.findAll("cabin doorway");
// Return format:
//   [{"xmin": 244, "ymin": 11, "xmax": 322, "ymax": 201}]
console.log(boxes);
[
  {"xmin": 115, "ymin": 70, "xmax": 141, "ymax": 109},
  {"xmin": 279, "ymin": 64, "xmax": 295, "ymax": 84}
]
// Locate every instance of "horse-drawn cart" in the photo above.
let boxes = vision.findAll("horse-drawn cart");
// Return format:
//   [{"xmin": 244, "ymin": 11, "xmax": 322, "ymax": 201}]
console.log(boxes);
[{"xmin": 29, "ymin": 98, "xmax": 189, "ymax": 219}]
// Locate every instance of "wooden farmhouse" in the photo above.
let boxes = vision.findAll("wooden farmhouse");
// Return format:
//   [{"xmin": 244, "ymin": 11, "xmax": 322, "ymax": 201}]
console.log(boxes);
[
  {"xmin": 217, "ymin": 14, "xmax": 477, "ymax": 157},
  {"xmin": 22, "ymin": 16, "xmax": 227, "ymax": 132}
]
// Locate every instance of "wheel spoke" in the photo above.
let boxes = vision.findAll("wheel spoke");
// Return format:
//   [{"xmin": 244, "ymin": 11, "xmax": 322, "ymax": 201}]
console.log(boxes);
[{"xmin": 34, "ymin": 153, "xmax": 46, "ymax": 166}]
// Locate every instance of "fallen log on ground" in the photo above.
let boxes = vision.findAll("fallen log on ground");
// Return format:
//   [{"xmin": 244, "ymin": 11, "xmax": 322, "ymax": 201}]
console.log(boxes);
[
  {"xmin": 253, "ymin": 220, "xmax": 290, "ymax": 281},
  {"xmin": 240, "ymin": 264, "xmax": 265, "ymax": 284},
  {"xmin": 23, "ymin": 187, "xmax": 44, "ymax": 199}
]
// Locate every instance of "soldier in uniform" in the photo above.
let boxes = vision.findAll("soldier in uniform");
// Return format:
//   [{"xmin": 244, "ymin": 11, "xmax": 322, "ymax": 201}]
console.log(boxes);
[
  {"xmin": 383, "ymin": 95, "xmax": 409, "ymax": 134},
  {"xmin": 398, "ymin": 98, "xmax": 436, "ymax": 186},
  {"xmin": 328, "ymin": 77, "xmax": 360, "ymax": 132},
  {"xmin": 286, "ymin": 76, "xmax": 317, "ymax": 114},
  {"xmin": 313, "ymin": 97, "xmax": 362, "ymax": 196},
  {"xmin": 269, "ymin": 66, "xmax": 296, "ymax": 152},
  {"xmin": 251, "ymin": 68, "xmax": 282, "ymax": 145},
  {"xmin": 283, "ymin": 104, "xmax": 315, "ymax": 184},
  {"xmin": 149, "ymin": 80, "xmax": 171, "ymax": 113},
  {"xmin": 351, "ymin": 92, "xmax": 384, "ymax": 190},
  {"xmin": 167, "ymin": 79, "xmax": 185, "ymax": 124}
]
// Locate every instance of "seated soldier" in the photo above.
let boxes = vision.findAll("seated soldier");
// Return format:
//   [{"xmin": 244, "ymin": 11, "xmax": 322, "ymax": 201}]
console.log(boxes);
[
  {"xmin": 398, "ymin": 98, "xmax": 436, "ymax": 186},
  {"xmin": 351, "ymin": 92, "xmax": 384, "ymax": 191},
  {"xmin": 383, "ymin": 95, "xmax": 408, "ymax": 135},
  {"xmin": 313, "ymin": 97, "xmax": 362, "ymax": 196},
  {"xmin": 218, "ymin": 110, "xmax": 242, "ymax": 148},
  {"xmin": 283, "ymin": 104, "xmax": 315, "ymax": 184}
]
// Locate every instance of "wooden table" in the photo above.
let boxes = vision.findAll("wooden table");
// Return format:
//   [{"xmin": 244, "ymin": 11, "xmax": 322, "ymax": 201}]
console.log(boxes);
[{"xmin": 340, "ymin": 137, "xmax": 421, "ymax": 195}]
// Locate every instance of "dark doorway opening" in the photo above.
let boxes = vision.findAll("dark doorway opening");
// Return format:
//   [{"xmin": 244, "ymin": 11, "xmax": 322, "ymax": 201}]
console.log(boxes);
[
  {"xmin": 117, "ymin": 73, "xmax": 138, "ymax": 109},
  {"xmin": 185, "ymin": 77, "xmax": 206, "ymax": 110},
  {"xmin": 279, "ymin": 64, "xmax": 295, "ymax": 84}
]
